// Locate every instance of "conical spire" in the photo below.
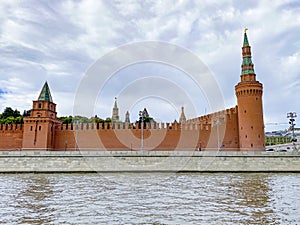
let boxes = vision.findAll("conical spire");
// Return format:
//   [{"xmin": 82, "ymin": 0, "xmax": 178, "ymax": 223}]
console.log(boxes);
[
  {"xmin": 113, "ymin": 97, "xmax": 118, "ymax": 109},
  {"xmin": 38, "ymin": 82, "xmax": 53, "ymax": 102},
  {"xmin": 243, "ymin": 28, "xmax": 249, "ymax": 46},
  {"xmin": 179, "ymin": 106, "xmax": 186, "ymax": 123},
  {"xmin": 241, "ymin": 28, "xmax": 255, "ymax": 76}
]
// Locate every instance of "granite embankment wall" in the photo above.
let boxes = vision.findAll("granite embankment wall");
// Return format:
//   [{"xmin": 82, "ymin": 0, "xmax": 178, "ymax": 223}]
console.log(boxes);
[{"xmin": 0, "ymin": 151, "xmax": 299, "ymax": 172}]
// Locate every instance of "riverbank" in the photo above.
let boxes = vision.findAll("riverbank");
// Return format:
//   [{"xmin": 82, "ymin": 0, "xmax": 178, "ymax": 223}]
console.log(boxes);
[{"xmin": 0, "ymin": 150, "xmax": 299, "ymax": 173}]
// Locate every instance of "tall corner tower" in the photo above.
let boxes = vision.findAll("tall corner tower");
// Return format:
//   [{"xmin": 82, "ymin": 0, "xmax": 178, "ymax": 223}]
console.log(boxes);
[
  {"xmin": 22, "ymin": 82, "xmax": 61, "ymax": 150},
  {"xmin": 235, "ymin": 29, "xmax": 265, "ymax": 151},
  {"xmin": 112, "ymin": 97, "xmax": 120, "ymax": 122}
]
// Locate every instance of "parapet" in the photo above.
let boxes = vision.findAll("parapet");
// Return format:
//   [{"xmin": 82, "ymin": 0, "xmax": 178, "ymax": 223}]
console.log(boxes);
[{"xmin": 0, "ymin": 124, "xmax": 23, "ymax": 132}]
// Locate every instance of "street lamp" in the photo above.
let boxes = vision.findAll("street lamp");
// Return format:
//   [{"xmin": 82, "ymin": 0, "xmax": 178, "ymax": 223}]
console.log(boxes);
[
  {"xmin": 139, "ymin": 109, "xmax": 146, "ymax": 151},
  {"xmin": 287, "ymin": 112, "xmax": 297, "ymax": 150}
]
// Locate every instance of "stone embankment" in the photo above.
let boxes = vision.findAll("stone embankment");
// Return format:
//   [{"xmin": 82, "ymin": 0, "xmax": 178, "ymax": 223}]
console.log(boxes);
[{"xmin": 0, "ymin": 150, "xmax": 299, "ymax": 173}]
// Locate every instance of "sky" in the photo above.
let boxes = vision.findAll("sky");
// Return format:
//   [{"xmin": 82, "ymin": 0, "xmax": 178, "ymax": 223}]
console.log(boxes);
[{"xmin": 0, "ymin": 0, "xmax": 300, "ymax": 131}]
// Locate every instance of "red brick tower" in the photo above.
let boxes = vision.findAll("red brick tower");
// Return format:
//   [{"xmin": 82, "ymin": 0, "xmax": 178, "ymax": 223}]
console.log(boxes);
[
  {"xmin": 235, "ymin": 29, "xmax": 265, "ymax": 151},
  {"xmin": 22, "ymin": 82, "xmax": 61, "ymax": 150}
]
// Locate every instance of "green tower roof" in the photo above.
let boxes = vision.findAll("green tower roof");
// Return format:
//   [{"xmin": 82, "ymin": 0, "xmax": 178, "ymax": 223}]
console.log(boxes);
[
  {"xmin": 243, "ymin": 28, "xmax": 249, "ymax": 46},
  {"xmin": 38, "ymin": 82, "xmax": 53, "ymax": 102}
]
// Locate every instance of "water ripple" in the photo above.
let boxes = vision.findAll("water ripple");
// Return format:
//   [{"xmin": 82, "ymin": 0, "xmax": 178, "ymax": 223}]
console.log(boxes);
[{"xmin": 0, "ymin": 173, "xmax": 299, "ymax": 224}]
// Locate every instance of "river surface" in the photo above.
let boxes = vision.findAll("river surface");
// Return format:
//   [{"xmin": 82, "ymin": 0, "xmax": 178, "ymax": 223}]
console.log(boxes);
[{"xmin": 0, "ymin": 173, "xmax": 299, "ymax": 224}]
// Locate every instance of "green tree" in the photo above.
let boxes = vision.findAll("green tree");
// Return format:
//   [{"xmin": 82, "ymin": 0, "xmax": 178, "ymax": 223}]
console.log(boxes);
[
  {"xmin": 3, "ymin": 116, "xmax": 15, "ymax": 124},
  {"xmin": 0, "ymin": 107, "xmax": 23, "ymax": 124},
  {"xmin": 104, "ymin": 117, "xmax": 111, "ymax": 123},
  {"xmin": 58, "ymin": 116, "xmax": 73, "ymax": 124},
  {"xmin": 2, "ymin": 107, "xmax": 16, "ymax": 118}
]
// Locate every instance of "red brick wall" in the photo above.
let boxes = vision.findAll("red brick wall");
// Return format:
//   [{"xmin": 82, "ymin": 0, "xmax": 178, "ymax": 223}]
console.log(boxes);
[
  {"xmin": 0, "ymin": 124, "xmax": 23, "ymax": 150},
  {"xmin": 52, "ymin": 109, "xmax": 240, "ymax": 151},
  {"xmin": 0, "ymin": 107, "xmax": 251, "ymax": 151}
]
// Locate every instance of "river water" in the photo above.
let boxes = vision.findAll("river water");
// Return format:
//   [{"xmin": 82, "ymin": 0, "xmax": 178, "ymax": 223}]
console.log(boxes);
[{"xmin": 0, "ymin": 173, "xmax": 299, "ymax": 225}]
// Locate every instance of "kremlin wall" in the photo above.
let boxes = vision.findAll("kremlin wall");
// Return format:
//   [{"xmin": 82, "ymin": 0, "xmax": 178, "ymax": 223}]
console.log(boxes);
[{"xmin": 0, "ymin": 31, "xmax": 265, "ymax": 152}]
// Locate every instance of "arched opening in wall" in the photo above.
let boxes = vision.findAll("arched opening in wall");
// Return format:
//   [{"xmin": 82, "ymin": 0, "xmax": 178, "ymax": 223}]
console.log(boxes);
[
  {"xmin": 245, "ymin": 135, "xmax": 247, "ymax": 138},
  {"xmin": 30, "ymin": 126, "xmax": 33, "ymax": 131},
  {"xmin": 39, "ymin": 126, "xmax": 41, "ymax": 131},
  {"xmin": 258, "ymin": 134, "xmax": 260, "ymax": 138},
  {"xmin": 38, "ymin": 103, "xmax": 42, "ymax": 108},
  {"xmin": 244, "ymin": 110, "xmax": 247, "ymax": 113},
  {"xmin": 251, "ymin": 126, "xmax": 253, "ymax": 130},
  {"xmin": 251, "ymin": 143, "xmax": 253, "ymax": 147}
]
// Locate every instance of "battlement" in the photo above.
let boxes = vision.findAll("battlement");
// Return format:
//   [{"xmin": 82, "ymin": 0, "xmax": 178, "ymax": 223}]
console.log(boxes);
[
  {"xmin": 0, "ymin": 124, "xmax": 23, "ymax": 150},
  {"xmin": 187, "ymin": 106, "xmax": 238, "ymax": 123},
  {"xmin": 0, "ymin": 124, "xmax": 23, "ymax": 132},
  {"xmin": 55, "ymin": 121, "xmax": 203, "ymax": 131}
]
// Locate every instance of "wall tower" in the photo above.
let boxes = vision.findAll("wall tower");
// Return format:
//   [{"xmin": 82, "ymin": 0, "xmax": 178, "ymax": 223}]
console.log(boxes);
[
  {"xmin": 235, "ymin": 29, "xmax": 265, "ymax": 150},
  {"xmin": 22, "ymin": 82, "xmax": 61, "ymax": 150},
  {"xmin": 112, "ymin": 97, "xmax": 120, "ymax": 122},
  {"xmin": 179, "ymin": 106, "xmax": 186, "ymax": 123},
  {"xmin": 125, "ymin": 111, "xmax": 130, "ymax": 123}
]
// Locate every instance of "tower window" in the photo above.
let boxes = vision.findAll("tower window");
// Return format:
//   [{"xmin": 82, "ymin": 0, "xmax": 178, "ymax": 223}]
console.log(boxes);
[
  {"xmin": 258, "ymin": 134, "xmax": 260, "ymax": 138},
  {"xmin": 251, "ymin": 126, "xmax": 253, "ymax": 129},
  {"xmin": 251, "ymin": 143, "xmax": 253, "ymax": 147},
  {"xmin": 38, "ymin": 103, "xmax": 42, "ymax": 108},
  {"xmin": 30, "ymin": 126, "xmax": 33, "ymax": 131},
  {"xmin": 245, "ymin": 135, "xmax": 247, "ymax": 138},
  {"xmin": 244, "ymin": 110, "xmax": 246, "ymax": 113},
  {"xmin": 39, "ymin": 126, "xmax": 41, "ymax": 131}
]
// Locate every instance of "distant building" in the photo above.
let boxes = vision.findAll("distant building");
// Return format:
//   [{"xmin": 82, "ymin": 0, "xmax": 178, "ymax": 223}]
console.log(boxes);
[
  {"xmin": 125, "ymin": 111, "xmax": 130, "ymax": 123},
  {"xmin": 179, "ymin": 106, "xmax": 186, "ymax": 123},
  {"xmin": 111, "ymin": 97, "xmax": 120, "ymax": 122}
]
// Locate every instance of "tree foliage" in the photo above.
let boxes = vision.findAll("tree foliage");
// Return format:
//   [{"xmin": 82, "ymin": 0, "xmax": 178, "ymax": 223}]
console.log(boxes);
[
  {"xmin": 0, "ymin": 106, "xmax": 115, "ymax": 125},
  {"xmin": 57, "ymin": 115, "xmax": 112, "ymax": 124},
  {"xmin": 0, "ymin": 107, "xmax": 23, "ymax": 124}
]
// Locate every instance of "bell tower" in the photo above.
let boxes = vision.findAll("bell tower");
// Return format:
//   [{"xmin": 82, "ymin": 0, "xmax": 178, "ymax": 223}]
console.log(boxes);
[
  {"xmin": 22, "ymin": 82, "xmax": 61, "ymax": 150},
  {"xmin": 235, "ymin": 29, "xmax": 265, "ymax": 151}
]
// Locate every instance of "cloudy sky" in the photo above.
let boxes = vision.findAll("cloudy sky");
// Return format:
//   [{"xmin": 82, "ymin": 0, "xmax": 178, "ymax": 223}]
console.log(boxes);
[{"xmin": 0, "ymin": 0, "xmax": 299, "ymax": 131}]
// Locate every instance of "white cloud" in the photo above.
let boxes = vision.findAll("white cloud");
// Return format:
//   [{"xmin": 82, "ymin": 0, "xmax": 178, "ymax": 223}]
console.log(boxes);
[{"xmin": 0, "ymin": 0, "xmax": 299, "ymax": 132}]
